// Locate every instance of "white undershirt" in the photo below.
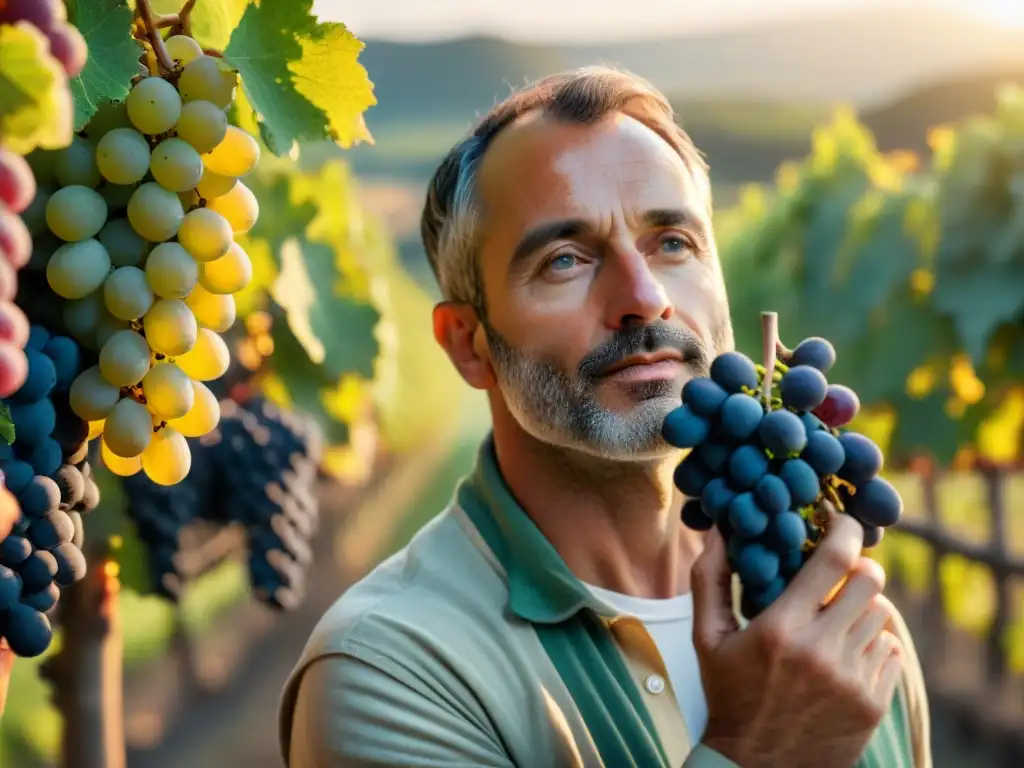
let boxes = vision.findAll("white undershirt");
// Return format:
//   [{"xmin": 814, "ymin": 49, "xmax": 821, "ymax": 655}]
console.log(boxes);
[{"xmin": 584, "ymin": 584, "xmax": 708, "ymax": 742}]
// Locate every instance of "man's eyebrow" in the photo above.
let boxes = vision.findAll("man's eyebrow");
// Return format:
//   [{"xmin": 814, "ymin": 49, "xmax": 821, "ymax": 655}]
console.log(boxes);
[
  {"xmin": 642, "ymin": 208, "xmax": 709, "ymax": 245},
  {"xmin": 510, "ymin": 218, "xmax": 590, "ymax": 267},
  {"xmin": 508, "ymin": 208, "xmax": 710, "ymax": 269}
]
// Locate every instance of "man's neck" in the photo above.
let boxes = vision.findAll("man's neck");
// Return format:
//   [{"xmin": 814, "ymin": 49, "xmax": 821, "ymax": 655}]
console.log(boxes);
[{"xmin": 490, "ymin": 418, "xmax": 706, "ymax": 601}]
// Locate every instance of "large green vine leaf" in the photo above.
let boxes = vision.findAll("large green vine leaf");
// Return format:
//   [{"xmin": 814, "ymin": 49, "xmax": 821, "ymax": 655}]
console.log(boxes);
[
  {"xmin": 67, "ymin": 0, "xmax": 141, "ymax": 130},
  {"xmin": 886, "ymin": 393, "xmax": 976, "ymax": 466},
  {"xmin": 241, "ymin": 159, "xmax": 382, "ymax": 445},
  {"xmin": 267, "ymin": 305, "xmax": 352, "ymax": 446},
  {"xmin": 223, "ymin": 0, "xmax": 376, "ymax": 155},
  {"xmin": 271, "ymin": 236, "xmax": 379, "ymax": 381},
  {"xmin": 931, "ymin": 263, "xmax": 1024, "ymax": 364},
  {"xmin": 0, "ymin": 23, "xmax": 74, "ymax": 153}
]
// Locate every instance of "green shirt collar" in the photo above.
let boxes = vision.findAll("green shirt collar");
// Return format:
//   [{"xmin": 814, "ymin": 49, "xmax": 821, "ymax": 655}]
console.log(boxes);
[{"xmin": 456, "ymin": 434, "xmax": 616, "ymax": 624}]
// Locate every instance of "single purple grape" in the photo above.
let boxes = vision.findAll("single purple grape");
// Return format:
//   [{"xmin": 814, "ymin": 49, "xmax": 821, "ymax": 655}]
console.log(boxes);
[{"xmin": 813, "ymin": 384, "xmax": 860, "ymax": 428}]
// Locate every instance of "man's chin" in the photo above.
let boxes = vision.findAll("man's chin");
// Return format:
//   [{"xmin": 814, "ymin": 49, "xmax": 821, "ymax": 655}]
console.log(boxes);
[{"xmin": 596, "ymin": 387, "xmax": 681, "ymax": 422}]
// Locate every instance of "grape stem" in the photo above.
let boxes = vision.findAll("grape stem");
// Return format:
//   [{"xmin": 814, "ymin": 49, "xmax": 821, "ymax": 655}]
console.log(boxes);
[
  {"xmin": 178, "ymin": 0, "xmax": 197, "ymax": 37},
  {"xmin": 760, "ymin": 311, "xmax": 778, "ymax": 407},
  {"xmin": 135, "ymin": 0, "xmax": 175, "ymax": 73},
  {"xmin": 153, "ymin": 13, "xmax": 179, "ymax": 29},
  {"xmin": 831, "ymin": 476, "xmax": 857, "ymax": 495},
  {"xmin": 823, "ymin": 483, "xmax": 845, "ymax": 513}
]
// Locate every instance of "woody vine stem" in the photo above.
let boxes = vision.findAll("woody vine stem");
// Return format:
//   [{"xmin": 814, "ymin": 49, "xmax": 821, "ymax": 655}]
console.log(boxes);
[{"xmin": 135, "ymin": 0, "xmax": 199, "ymax": 73}]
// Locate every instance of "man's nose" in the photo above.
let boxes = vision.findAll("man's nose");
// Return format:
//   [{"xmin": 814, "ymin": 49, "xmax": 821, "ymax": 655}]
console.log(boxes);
[{"xmin": 601, "ymin": 247, "xmax": 673, "ymax": 330}]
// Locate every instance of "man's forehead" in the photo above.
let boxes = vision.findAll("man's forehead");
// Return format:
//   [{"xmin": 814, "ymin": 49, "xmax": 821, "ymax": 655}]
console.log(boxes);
[{"xmin": 477, "ymin": 110, "xmax": 702, "ymax": 221}]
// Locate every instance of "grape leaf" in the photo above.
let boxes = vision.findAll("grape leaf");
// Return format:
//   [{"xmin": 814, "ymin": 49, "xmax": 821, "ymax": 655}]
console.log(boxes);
[
  {"xmin": 68, "ymin": 0, "xmax": 142, "ymax": 130},
  {"xmin": 271, "ymin": 237, "xmax": 379, "ymax": 380},
  {"xmin": 0, "ymin": 23, "xmax": 74, "ymax": 153},
  {"xmin": 267, "ymin": 307, "xmax": 350, "ymax": 445},
  {"xmin": 0, "ymin": 402, "xmax": 14, "ymax": 446},
  {"xmin": 223, "ymin": 0, "xmax": 376, "ymax": 155},
  {"xmin": 248, "ymin": 162, "xmax": 381, "ymax": 381},
  {"xmin": 887, "ymin": 393, "xmax": 964, "ymax": 466},
  {"xmin": 931, "ymin": 263, "xmax": 1024, "ymax": 363},
  {"xmin": 246, "ymin": 173, "xmax": 316, "ymax": 248}
]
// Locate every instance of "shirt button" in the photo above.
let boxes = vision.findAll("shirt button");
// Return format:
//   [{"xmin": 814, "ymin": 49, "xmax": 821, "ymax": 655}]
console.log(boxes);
[{"xmin": 644, "ymin": 674, "xmax": 665, "ymax": 695}]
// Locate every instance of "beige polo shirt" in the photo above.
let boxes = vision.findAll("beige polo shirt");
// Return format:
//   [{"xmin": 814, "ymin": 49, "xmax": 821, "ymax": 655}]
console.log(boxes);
[{"xmin": 280, "ymin": 436, "xmax": 931, "ymax": 767}]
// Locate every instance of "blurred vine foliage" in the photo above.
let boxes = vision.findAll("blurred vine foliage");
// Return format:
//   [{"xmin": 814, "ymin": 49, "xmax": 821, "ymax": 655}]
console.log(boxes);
[
  {"xmin": 63, "ymin": 0, "xmax": 462, "ymax": 600},
  {"xmin": 716, "ymin": 86, "xmax": 1024, "ymax": 468}
]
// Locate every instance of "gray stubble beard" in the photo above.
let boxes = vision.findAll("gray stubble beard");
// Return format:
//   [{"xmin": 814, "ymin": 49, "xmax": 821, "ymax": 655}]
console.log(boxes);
[{"xmin": 483, "ymin": 321, "xmax": 713, "ymax": 462}]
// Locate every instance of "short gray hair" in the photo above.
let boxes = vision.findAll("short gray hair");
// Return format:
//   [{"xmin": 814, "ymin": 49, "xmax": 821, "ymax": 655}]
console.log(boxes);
[{"xmin": 420, "ymin": 65, "xmax": 711, "ymax": 315}]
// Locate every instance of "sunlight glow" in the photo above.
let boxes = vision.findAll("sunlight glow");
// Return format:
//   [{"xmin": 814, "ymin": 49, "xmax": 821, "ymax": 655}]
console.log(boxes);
[
  {"xmin": 314, "ymin": 0, "xmax": 1024, "ymax": 40},
  {"xmin": 972, "ymin": 0, "xmax": 1024, "ymax": 27}
]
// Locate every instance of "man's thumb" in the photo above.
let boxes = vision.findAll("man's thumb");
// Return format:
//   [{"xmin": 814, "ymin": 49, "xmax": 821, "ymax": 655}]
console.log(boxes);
[{"xmin": 691, "ymin": 528, "xmax": 740, "ymax": 652}]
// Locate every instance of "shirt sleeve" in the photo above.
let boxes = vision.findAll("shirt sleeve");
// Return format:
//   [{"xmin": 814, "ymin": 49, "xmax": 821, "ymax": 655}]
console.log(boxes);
[{"xmin": 286, "ymin": 650, "xmax": 514, "ymax": 768}]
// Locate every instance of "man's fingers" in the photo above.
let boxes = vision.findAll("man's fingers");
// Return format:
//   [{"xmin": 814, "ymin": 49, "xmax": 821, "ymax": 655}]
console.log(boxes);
[
  {"xmin": 692, "ymin": 528, "xmax": 740, "ymax": 653},
  {"xmin": 845, "ymin": 594, "xmax": 895, "ymax": 658},
  {"xmin": 872, "ymin": 644, "xmax": 904, "ymax": 708},
  {"xmin": 778, "ymin": 510, "xmax": 864, "ymax": 612},
  {"xmin": 819, "ymin": 557, "xmax": 886, "ymax": 634},
  {"xmin": 863, "ymin": 630, "xmax": 898, "ymax": 679}
]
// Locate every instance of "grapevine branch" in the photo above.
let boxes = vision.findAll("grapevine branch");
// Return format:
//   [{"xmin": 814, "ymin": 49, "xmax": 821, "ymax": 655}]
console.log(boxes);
[{"xmin": 136, "ymin": 0, "xmax": 175, "ymax": 73}]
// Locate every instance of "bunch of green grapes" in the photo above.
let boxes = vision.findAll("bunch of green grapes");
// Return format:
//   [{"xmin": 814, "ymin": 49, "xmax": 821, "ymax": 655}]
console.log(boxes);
[{"xmin": 24, "ymin": 34, "xmax": 259, "ymax": 486}]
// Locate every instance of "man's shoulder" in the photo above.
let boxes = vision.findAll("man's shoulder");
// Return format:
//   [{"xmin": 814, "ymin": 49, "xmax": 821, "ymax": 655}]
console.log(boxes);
[
  {"xmin": 279, "ymin": 504, "xmax": 528, "ymax": 766},
  {"xmin": 296, "ymin": 503, "xmax": 509, "ymax": 669}
]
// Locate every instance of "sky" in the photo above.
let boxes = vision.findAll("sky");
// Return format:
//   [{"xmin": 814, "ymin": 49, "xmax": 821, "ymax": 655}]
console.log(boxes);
[{"xmin": 311, "ymin": 0, "xmax": 1024, "ymax": 42}]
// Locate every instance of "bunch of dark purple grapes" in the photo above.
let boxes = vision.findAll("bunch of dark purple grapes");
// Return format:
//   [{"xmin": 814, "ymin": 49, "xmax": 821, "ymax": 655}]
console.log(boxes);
[
  {"xmin": 663, "ymin": 335, "xmax": 902, "ymax": 619},
  {"xmin": 121, "ymin": 396, "xmax": 322, "ymax": 612},
  {"xmin": 0, "ymin": 325, "xmax": 93, "ymax": 657}
]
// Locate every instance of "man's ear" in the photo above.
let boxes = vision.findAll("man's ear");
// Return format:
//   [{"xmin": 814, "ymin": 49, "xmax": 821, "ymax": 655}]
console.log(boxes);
[{"xmin": 433, "ymin": 302, "xmax": 497, "ymax": 390}]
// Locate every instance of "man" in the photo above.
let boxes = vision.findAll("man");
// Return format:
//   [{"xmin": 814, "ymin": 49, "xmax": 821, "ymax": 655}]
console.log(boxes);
[{"xmin": 280, "ymin": 66, "xmax": 931, "ymax": 767}]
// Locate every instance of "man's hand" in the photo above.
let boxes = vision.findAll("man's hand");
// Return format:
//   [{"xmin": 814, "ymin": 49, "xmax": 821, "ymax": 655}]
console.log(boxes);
[
  {"xmin": 691, "ymin": 508, "xmax": 903, "ymax": 768},
  {"xmin": 0, "ymin": 481, "xmax": 21, "ymax": 718}
]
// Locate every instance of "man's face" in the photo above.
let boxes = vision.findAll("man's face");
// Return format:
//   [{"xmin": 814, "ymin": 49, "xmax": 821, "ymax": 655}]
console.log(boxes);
[{"xmin": 471, "ymin": 111, "xmax": 732, "ymax": 460}]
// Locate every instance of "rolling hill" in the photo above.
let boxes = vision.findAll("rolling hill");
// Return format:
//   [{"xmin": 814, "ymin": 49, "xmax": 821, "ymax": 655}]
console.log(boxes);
[
  {"xmin": 336, "ymin": 8, "xmax": 1024, "ymax": 280},
  {"xmin": 357, "ymin": 5, "xmax": 1024, "ymax": 129}
]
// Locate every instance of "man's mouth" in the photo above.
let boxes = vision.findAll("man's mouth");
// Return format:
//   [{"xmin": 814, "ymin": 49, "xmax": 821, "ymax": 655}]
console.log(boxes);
[{"xmin": 600, "ymin": 352, "xmax": 685, "ymax": 383}]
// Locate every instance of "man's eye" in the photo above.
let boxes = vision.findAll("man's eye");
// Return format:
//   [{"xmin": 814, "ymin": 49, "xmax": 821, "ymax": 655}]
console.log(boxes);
[
  {"xmin": 660, "ymin": 235, "xmax": 689, "ymax": 254},
  {"xmin": 548, "ymin": 252, "xmax": 578, "ymax": 271}
]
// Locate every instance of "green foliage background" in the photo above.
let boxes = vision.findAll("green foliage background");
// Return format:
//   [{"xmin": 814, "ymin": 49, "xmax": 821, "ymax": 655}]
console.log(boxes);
[
  {"xmin": 713, "ymin": 90, "xmax": 1024, "ymax": 682},
  {"xmin": 716, "ymin": 91, "xmax": 1024, "ymax": 469}
]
